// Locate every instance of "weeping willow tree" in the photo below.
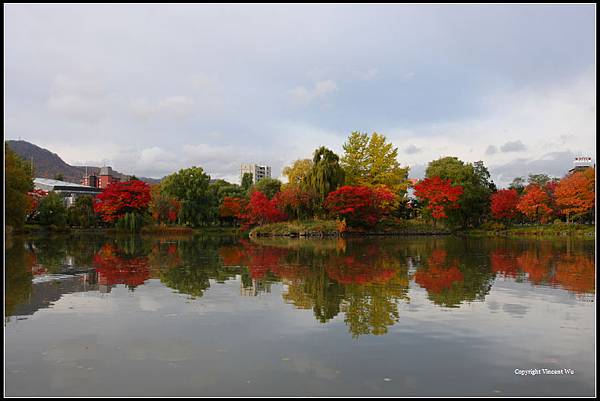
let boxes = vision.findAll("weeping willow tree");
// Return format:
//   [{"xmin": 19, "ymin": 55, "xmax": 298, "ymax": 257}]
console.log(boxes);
[{"xmin": 302, "ymin": 146, "xmax": 345, "ymax": 215}]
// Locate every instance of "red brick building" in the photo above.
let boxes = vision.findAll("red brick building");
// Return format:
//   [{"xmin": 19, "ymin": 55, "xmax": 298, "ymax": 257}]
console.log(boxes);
[{"xmin": 81, "ymin": 166, "xmax": 122, "ymax": 189}]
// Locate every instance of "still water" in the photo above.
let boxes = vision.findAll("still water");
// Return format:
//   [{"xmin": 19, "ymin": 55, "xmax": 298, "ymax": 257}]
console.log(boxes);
[{"xmin": 4, "ymin": 234, "xmax": 596, "ymax": 396}]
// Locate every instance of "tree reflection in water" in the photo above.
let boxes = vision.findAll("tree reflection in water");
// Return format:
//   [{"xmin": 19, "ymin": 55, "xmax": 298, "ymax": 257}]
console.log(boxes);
[{"xmin": 5, "ymin": 235, "xmax": 595, "ymax": 337}]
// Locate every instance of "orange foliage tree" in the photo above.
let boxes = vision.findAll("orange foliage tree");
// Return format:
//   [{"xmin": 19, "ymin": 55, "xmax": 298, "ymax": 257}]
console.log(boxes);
[
  {"xmin": 516, "ymin": 184, "xmax": 553, "ymax": 223},
  {"xmin": 554, "ymin": 168, "xmax": 595, "ymax": 222}
]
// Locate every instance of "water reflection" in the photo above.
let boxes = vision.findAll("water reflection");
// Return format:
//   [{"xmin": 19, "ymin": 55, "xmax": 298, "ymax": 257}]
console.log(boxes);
[{"xmin": 5, "ymin": 234, "xmax": 596, "ymax": 336}]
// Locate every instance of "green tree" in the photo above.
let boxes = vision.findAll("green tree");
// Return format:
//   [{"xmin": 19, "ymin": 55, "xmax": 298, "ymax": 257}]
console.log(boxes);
[
  {"xmin": 303, "ymin": 146, "xmax": 345, "ymax": 207},
  {"xmin": 53, "ymin": 173, "xmax": 64, "ymax": 181},
  {"xmin": 527, "ymin": 174, "xmax": 553, "ymax": 187},
  {"xmin": 67, "ymin": 195, "xmax": 97, "ymax": 228},
  {"xmin": 161, "ymin": 166, "xmax": 212, "ymax": 227},
  {"xmin": 509, "ymin": 177, "xmax": 527, "ymax": 195},
  {"xmin": 426, "ymin": 157, "xmax": 495, "ymax": 228},
  {"xmin": 241, "ymin": 173, "xmax": 253, "ymax": 192},
  {"xmin": 341, "ymin": 131, "xmax": 410, "ymax": 193},
  {"xmin": 207, "ymin": 179, "xmax": 245, "ymax": 223},
  {"xmin": 38, "ymin": 192, "xmax": 67, "ymax": 227},
  {"xmin": 5, "ymin": 144, "xmax": 34, "ymax": 230},
  {"xmin": 252, "ymin": 178, "xmax": 282, "ymax": 199},
  {"xmin": 282, "ymin": 159, "xmax": 313, "ymax": 187}
]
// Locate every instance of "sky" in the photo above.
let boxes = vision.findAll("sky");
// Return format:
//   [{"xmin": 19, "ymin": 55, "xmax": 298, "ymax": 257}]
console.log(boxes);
[{"xmin": 4, "ymin": 4, "xmax": 596, "ymax": 187}]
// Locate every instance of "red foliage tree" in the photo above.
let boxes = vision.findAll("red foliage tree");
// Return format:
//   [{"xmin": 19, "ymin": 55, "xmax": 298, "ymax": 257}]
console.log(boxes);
[
  {"xmin": 94, "ymin": 180, "xmax": 152, "ymax": 223},
  {"xmin": 237, "ymin": 191, "xmax": 287, "ymax": 228},
  {"xmin": 324, "ymin": 185, "xmax": 396, "ymax": 227},
  {"xmin": 516, "ymin": 184, "xmax": 553, "ymax": 223},
  {"xmin": 273, "ymin": 186, "xmax": 314, "ymax": 220},
  {"xmin": 413, "ymin": 176, "xmax": 463, "ymax": 221},
  {"xmin": 219, "ymin": 197, "xmax": 245, "ymax": 226},
  {"xmin": 26, "ymin": 189, "xmax": 48, "ymax": 217},
  {"xmin": 490, "ymin": 189, "xmax": 520, "ymax": 221}
]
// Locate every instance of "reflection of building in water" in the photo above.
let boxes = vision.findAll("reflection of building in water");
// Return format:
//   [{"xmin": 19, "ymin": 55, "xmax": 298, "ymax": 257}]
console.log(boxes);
[
  {"xmin": 240, "ymin": 279, "xmax": 272, "ymax": 296},
  {"xmin": 10, "ymin": 272, "xmax": 100, "ymax": 317}
]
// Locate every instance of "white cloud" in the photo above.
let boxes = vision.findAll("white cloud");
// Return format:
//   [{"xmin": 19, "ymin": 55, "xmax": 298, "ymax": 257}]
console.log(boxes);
[
  {"xmin": 131, "ymin": 96, "xmax": 196, "ymax": 119},
  {"xmin": 388, "ymin": 69, "xmax": 596, "ymax": 187},
  {"xmin": 46, "ymin": 74, "xmax": 113, "ymax": 123},
  {"xmin": 289, "ymin": 80, "xmax": 338, "ymax": 105},
  {"xmin": 362, "ymin": 67, "xmax": 379, "ymax": 81}
]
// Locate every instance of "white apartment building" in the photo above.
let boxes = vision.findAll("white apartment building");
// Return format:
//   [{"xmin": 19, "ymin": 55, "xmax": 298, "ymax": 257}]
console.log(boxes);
[{"xmin": 240, "ymin": 164, "xmax": 272, "ymax": 184}]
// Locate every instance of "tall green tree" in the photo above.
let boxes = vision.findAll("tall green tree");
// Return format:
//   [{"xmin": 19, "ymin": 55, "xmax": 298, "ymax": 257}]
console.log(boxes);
[
  {"xmin": 425, "ymin": 157, "xmax": 495, "ymax": 228},
  {"xmin": 241, "ymin": 173, "xmax": 253, "ymax": 192},
  {"xmin": 5, "ymin": 144, "xmax": 33, "ymax": 230},
  {"xmin": 341, "ymin": 131, "xmax": 410, "ymax": 193},
  {"xmin": 303, "ymin": 146, "xmax": 345, "ymax": 206},
  {"xmin": 38, "ymin": 192, "xmax": 67, "ymax": 228},
  {"xmin": 161, "ymin": 166, "xmax": 212, "ymax": 226}
]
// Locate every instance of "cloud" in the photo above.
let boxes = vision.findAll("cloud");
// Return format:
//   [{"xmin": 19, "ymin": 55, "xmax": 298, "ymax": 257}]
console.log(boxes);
[
  {"xmin": 486, "ymin": 145, "xmax": 498, "ymax": 155},
  {"xmin": 289, "ymin": 80, "xmax": 338, "ymax": 105},
  {"xmin": 500, "ymin": 140, "xmax": 526, "ymax": 153},
  {"xmin": 46, "ymin": 75, "xmax": 113, "ymax": 123},
  {"xmin": 130, "ymin": 96, "xmax": 196, "ymax": 119},
  {"xmin": 405, "ymin": 144, "xmax": 422, "ymax": 154},
  {"xmin": 490, "ymin": 151, "xmax": 580, "ymax": 187},
  {"xmin": 361, "ymin": 68, "xmax": 379, "ymax": 81},
  {"xmin": 388, "ymin": 68, "xmax": 596, "ymax": 188}
]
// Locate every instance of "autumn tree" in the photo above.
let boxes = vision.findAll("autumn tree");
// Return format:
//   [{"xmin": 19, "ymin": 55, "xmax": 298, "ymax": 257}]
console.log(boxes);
[
  {"xmin": 273, "ymin": 186, "xmax": 315, "ymax": 220},
  {"xmin": 490, "ymin": 189, "xmax": 520, "ymax": 222},
  {"xmin": 94, "ymin": 180, "xmax": 152, "ymax": 223},
  {"xmin": 425, "ymin": 157, "xmax": 495, "ymax": 227},
  {"xmin": 341, "ymin": 131, "xmax": 409, "ymax": 193},
  {"xmin": 413, "ymin": 176, "xmax": 463, "ymax": 223},
  {"xmin": 324, "ymin": 185, "xmax": 396, "ymax": 228},
  {"xmin": 238, "ymin": 191, "xmax": 287, "ymax": 227},
  {"xmin": 554, "ymin": 168, "xmax": 595, "ymax": 223},
  {"xmin": 149, "ymin": 189, "xmax": 181, "ymax": 225},
  {"xmin": 5, "ymin": 144, "xmax": 33, "ymax": 230},
  {"xmin": 282, "ymin": 159, "xmax": 313, "ymax": 187},
  {"xmin": 516, "ymin": 184, "xmax": 553, "ymax": 223},
  {"xmin": 219, "ymin": 197, "xmax": 245, "ymax": 226}
]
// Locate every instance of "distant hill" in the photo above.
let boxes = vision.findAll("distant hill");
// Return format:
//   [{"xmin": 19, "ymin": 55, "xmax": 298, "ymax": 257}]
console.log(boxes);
[{"xmin": 6, "ymin": 140, "xmax": 161, "ymax": 185}]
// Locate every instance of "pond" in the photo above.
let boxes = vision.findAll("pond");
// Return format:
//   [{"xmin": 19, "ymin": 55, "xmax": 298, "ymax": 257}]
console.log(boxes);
[{"xmin": 4, "ymin": 234, "xmax": 596, "ymax": 396}]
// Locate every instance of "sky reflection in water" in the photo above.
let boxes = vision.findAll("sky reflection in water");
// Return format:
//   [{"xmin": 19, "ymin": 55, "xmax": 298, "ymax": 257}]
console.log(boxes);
[{"xmin": 4, "ymin": 234, "xmax": 595, "ymax": 396}]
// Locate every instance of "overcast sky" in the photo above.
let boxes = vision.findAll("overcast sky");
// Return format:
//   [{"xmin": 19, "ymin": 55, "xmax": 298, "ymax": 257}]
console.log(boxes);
[{"xmin": 4, "ymin": 4, "xmax": 596, "ymax": 187}]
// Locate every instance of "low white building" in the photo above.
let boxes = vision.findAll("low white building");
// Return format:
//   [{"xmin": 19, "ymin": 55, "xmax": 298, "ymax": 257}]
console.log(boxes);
[{"xmin": 33, "ymin": 178, "xmax": 102, "ymax": 207}]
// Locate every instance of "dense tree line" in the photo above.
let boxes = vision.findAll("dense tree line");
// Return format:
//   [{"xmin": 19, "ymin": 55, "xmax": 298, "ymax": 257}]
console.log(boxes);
[{"xmin": 6, "ymin": 137, "xmax": 595, "ymax": 232}]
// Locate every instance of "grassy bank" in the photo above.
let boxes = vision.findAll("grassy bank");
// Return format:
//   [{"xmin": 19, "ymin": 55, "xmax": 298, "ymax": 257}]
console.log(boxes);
[
  {"xmin": 464, "ymin": 223, "xmax": 595, "ymax": 239},
  {"xmin": 250, "ymin": 220, "xmax": 340, "ymax": 237},
  {"xmin": 250, "ymin": 219, "xmax": 450, "ymax": 237}
]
